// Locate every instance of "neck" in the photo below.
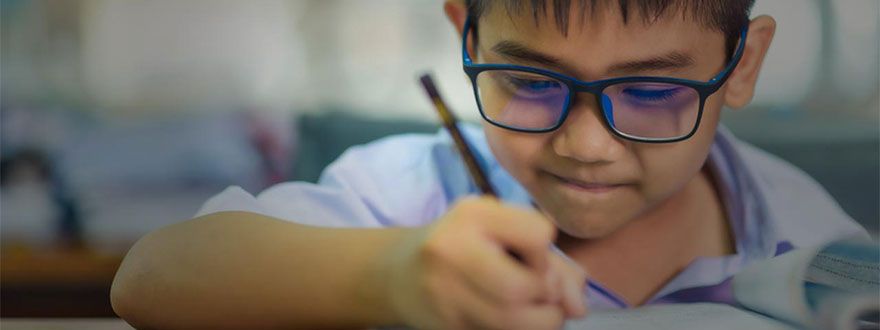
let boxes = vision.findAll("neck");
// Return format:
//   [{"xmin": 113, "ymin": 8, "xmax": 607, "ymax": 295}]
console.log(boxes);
[{"xmin": 556, "ymin": 165, "xmax": 735, "ymax": 306}]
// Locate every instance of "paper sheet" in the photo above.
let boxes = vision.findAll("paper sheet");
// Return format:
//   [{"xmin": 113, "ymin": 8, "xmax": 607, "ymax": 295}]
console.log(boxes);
[{"xmin": 564, "ymin": 303, "xmax": 797, "ymax": 330}]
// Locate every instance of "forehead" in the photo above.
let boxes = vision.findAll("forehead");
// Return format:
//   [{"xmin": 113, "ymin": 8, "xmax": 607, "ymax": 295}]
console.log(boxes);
[{"xmin": 477, "ymin": 2, "xmax": 727, "ymax": 78}]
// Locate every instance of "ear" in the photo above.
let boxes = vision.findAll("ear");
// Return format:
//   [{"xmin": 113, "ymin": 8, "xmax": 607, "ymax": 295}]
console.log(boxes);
[
  {"xmin": 444, "ymin": 0, "xmax": 467, "ymax": 36},
  {"xmin": 444, "ymin": 0, "xmax": 476, "ymax": 57},
  {"xmin": 723, "ymin": 15, "xmax": 776, "ymax": 109}
]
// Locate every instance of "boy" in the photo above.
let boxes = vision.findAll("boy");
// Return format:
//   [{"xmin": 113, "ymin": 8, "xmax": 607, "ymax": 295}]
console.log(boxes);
[{"xmin": 111, "ymin": 1, "xmax": 868, "ymax": 329}]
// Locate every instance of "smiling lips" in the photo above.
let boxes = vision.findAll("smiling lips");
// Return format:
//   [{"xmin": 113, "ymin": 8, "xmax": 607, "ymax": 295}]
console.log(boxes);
[{"xmin": 548, "ymin": 172, "xmax": 632, "ymax": 193}]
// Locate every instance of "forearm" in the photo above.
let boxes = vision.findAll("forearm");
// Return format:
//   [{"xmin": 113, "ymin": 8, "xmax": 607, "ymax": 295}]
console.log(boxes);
[{"xmin": 111, "ymin": 211, "xmax": 411, "ymax": 329}]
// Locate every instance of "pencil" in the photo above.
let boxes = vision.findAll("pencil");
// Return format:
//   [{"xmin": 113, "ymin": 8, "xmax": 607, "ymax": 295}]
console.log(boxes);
[{"xmin": 419, "ymin": 73, "xmax": 497, "ymax": 197}]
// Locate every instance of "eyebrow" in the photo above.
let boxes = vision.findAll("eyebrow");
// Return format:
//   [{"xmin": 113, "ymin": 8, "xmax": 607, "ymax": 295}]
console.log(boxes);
[
  {"xmin": 490, "ymin": 40, "xmax": 571, "ymax": 71},
  {"xmin": 489, "ymin": 40, "xmax": 696, "ymax": 77},
  {"xmin": 607, "ymin": 52, "xmax": 695, "ymax": 74}
]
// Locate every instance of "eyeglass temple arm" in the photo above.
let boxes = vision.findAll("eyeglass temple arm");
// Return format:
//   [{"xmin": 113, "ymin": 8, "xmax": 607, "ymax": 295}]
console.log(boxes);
[
  {"xmin": 709, "ymin": 27, "xmax": 749, "ymax": 85},
  {"xmin": 462, "ymin": 18, "xmax": 474, "ymax": 65}
]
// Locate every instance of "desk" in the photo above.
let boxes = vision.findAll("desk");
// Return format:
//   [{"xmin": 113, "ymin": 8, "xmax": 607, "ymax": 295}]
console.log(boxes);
[
  {"xmin": 1, "ymin": 244, "xmax": 125, "ymax": 317},
  {"xmin": 0, "ymin": 318, "xmax": 132, "ymax": 330}
]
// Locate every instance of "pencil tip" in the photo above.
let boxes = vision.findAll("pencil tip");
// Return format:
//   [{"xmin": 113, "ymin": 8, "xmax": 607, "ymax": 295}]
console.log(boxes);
[{"xmin": 419, "ymin": 73, "xmax": 440, "ymax": 99}]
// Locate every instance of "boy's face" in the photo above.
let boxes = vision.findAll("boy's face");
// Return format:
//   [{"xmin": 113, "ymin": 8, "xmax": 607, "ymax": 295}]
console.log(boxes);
[{"xmin": 473, "ymin": 6, "xmax": 732, "ymax": 239}]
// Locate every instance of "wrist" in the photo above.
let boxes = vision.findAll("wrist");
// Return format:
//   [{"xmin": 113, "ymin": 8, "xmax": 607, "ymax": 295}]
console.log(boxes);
[{"xmin": 353, "ymin": 227, "xmax": 414, "ymax": 327}]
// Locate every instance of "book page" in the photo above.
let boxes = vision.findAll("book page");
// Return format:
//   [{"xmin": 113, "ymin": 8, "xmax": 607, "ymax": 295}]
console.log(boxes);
[
  {"xmin": 733, "ymin": 239, "xmax": 880, "ymax": 328},
  {"xmin": 732, "ymin": 247, "xmax": 820, "ymax": 326},
  {"xmin": 563, "ymin": 303, "xmax": 797, "ymax": 330}
]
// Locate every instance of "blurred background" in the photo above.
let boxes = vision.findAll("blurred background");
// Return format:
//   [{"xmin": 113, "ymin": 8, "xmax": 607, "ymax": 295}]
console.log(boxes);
[{"xmin": 1, "ymin": 0, "xmax": 877, "ymax": 319}]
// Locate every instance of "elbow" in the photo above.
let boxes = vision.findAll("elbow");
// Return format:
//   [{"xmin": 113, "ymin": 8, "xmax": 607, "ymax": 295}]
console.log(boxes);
[
  {"xmin": 110, "ymin": 270, "xmax": 141, "ymax": 327},
  {"xmin": 110, "ymin": 235, "xmax": 162, "ymax": 329}
]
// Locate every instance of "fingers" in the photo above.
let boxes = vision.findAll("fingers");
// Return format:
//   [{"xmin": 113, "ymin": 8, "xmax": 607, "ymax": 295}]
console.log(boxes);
[
  {"xmin": 543, "ymin": 264, "xmax": 562, "ymax": 305},
  {"xmin": 507, "ymin": 304, "xmax": 566, "ymax": 330},
  {"xmin": 458, "ymin": 235, "xmax": 548, "ymax": 304},
  {"xmin": 560, "ymin": 270, "xmax": 587, "ymax": 318},
  {"xmin": 449, "ymin": 197, "xmax": 587, "ymax": 311},
  {"xmin": 441, "ymin": 255, "xmax": 565, "ymax": 330},
  {"xmin": 457, "ymin": 279, "xmax": 510, "ymax": 330},
  {"xmin": 456, "ymin": 279, "xmax": 566, "ymax": 330},
  {"xmin": 549, "ymin": 253, "xmax": 589, "ymax": 318},
  {"xmin": 487, "ymin": 212, "xmax": 556, "ymax": 274},
  {"xmin": 432, "ymin": 197, "xmax": 586, "ymax": 330},
  {"xmin": 458, "ymin": 289, "xmax": 567, "ymax": 330},
  {"xmin": 458, "ymin": 243, "xmax": 589, "ymax": 321},
  {"xmin": 461, "ymin": 197, "xmax": 557, "ymax": 275}
]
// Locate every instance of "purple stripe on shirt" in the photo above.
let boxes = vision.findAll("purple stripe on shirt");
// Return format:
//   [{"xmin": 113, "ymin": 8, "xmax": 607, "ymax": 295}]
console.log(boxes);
[
  {"xmin": 587, "ymin": 280, "xmax": 629, "ymax": 308},
  {"xmin": 649, "ymin": 276, "xmax": 736, "ymax": 306},
  {"xmin": 774, "ymin": 241, "xmax": 794, "ymax": 256}
]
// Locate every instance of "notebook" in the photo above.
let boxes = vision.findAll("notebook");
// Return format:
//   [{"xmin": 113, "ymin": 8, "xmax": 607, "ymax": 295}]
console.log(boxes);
[{"xmin": 565, "ymin": 238, "xmax": 879, "ymax": 330}]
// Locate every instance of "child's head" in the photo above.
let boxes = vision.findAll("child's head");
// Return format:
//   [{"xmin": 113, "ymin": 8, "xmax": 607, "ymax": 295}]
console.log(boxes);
[{"xmin": 444, "ymin": 0, "xmax": 775, "ymax": 238}]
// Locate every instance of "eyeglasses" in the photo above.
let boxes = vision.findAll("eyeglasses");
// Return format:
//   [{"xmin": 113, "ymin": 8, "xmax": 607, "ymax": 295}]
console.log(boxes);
[{"xmin": 462, "ymin": 20, "xmax": 747, "ymax": 143}]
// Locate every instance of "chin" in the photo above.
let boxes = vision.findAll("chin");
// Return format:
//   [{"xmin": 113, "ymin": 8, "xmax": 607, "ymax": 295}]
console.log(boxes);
[{"xmin": 552, "ymin": 211, "xmax": 632, "ymax": 239}]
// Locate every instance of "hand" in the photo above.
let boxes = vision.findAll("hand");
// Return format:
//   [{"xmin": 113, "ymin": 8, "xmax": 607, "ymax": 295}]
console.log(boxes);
[{"xmin": 380, "ymin": 196, "xmax": 588, "ymax": 330}]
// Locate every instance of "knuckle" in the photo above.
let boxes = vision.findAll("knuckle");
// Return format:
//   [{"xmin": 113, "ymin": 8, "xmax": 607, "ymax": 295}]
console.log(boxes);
[
  {"xmin": 420, "ymin": 229, "xmax": 471, "ymax": 269},
  {"xmin": 419, "ymin": 227, "xmax": 457, "ymax": 266},
  {"xmin": 419, "ymin": 237, "xmax": 448, "ymax": 264}
]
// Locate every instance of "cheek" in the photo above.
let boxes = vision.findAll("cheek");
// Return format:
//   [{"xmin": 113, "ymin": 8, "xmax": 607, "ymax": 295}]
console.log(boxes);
[
  {"xmin": 484, "ymin": 125, "xmax": 547, "ymax": 182},
  {"xmin": 637, "ymin": 99, "xmax": 722, "ymax": 198}
]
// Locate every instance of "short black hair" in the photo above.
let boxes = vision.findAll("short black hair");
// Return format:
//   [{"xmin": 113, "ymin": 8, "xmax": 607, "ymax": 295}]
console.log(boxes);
[{"xmin": 464, "ymin": 0, "xmax": 756, "ymax": 61}]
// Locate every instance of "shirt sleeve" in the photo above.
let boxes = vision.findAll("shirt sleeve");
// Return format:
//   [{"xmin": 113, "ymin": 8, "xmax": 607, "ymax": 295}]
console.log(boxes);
[
  {"xmin": 194, "ymin": 131, "xmax": 476, "ymax": 228},
  {"xmin": 737, "ymin": 140, "xmax": 870, "ymax": 246}
]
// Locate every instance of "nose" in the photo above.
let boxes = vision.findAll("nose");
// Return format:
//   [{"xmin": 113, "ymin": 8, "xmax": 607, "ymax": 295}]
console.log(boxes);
[{"xmin": 551, "ymin": 93, "xmax": 626, "ymax": 164}]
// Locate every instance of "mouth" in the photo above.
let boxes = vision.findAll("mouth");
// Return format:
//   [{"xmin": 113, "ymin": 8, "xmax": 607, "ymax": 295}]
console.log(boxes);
[{"xmin": 546, "ymin": 172, "xmax": 632, "ymax": 194}]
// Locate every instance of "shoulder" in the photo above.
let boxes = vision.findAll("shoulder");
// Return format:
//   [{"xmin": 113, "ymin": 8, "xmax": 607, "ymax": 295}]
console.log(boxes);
[
  {"xmin": 715, "ymin": 128, "xmax": 868, "ymax": 250},
  {"xmin": 197, "ymin": 126, "xmax": 485, "ymax": 228},
  {"xmin": 321, "ymin": 124, "xmax": 486, "ymax": 201}
]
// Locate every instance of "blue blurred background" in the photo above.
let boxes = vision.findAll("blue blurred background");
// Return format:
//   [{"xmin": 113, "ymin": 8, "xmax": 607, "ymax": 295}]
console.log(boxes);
[{"xmin": 0, "ymin": 0, "xmax": 877, "ymax": 318}]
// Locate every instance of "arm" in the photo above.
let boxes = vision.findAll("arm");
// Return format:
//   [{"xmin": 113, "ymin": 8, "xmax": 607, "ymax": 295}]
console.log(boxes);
[
  {"xmin": 111, "ymin": 210, "xmax": 409, "ymax": 329},
  {"xmin": 112, "ymin": 198, "xmax": 587, "ymax": 330}
]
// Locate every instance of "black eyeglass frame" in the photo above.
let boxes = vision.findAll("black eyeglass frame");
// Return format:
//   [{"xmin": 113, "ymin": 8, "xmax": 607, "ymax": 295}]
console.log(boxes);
[{"xmin": 461, "ymin": 19, "xmax": 748, "ymax": 143}]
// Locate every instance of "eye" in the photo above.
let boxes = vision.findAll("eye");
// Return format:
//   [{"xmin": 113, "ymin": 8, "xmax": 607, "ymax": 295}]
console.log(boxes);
[
  {"xmin": 621, "ymin": 86, "xmax": 683, "ymax": 102},
  {"xmin": 498, "ymin": 73, "xmax": 564, "ymax": 96},
  {"xmin": 509, "ymin": 77, "xmax": 560, "ymax": 90}
]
